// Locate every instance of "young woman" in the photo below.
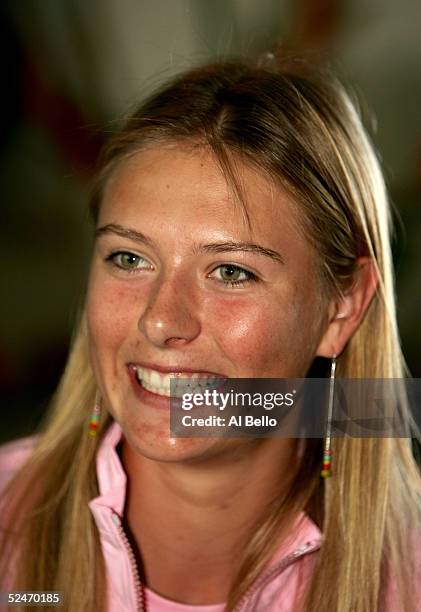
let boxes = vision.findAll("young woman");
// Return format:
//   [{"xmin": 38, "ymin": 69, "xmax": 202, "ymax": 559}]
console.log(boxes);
[{"xmin": 1, "ymin": 56, "xmax": 420, "ymax": 612}]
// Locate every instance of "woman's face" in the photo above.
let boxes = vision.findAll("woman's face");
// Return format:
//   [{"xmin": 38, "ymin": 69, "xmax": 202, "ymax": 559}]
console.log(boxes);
[{"xmin": 86, "ymin": 143, "xmax": 330, "ymax": 461}]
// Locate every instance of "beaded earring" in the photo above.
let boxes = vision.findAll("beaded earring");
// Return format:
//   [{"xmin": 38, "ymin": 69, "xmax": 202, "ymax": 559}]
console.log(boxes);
[
  {"xmin": 88, "ymin": 392, "xmax": 102, "ymax": 437},
  {"xmin": 321, "ymin": 354, "xmax": 336, "ymax": 478}
]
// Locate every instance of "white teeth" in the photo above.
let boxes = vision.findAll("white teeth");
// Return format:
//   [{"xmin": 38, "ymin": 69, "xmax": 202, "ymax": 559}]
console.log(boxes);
[
  {"xmin": 150, "ymin": 371, "xmax": 161, "ymax": 387},
  {"xmin": 135, "ymin": 366, "xmax": 218, "ymax": 397}
]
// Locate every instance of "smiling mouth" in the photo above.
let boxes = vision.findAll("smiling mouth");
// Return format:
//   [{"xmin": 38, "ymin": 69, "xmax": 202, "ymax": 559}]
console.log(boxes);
[{"xmin": 130, "ymin": 364, "xmax": 224, "ymax": 397}]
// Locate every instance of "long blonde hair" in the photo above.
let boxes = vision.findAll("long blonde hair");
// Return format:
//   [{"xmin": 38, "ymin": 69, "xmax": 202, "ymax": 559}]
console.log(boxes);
[{"xmin": 1, "ymin": 57, "xmax": 421, "ymax": 611}]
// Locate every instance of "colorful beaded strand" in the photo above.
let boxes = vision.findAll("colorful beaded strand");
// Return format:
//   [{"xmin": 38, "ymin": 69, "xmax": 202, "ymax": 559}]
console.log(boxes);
[
  {"xmin": 320, "ymin": 448, "xmax": 332, "ymax": 478},
  {"xmin": 88, "ymin": 402, "xmax": 101, "ymax": 437}
]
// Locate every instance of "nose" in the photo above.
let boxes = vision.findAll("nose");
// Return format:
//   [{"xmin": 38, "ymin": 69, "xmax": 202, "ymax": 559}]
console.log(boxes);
[{"xmin": 138, "ymin": 275, "xmax": 201, "ymax": 348}]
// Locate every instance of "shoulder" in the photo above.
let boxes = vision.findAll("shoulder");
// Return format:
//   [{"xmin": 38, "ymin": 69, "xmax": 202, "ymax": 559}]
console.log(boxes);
[{"xmin": 0, "ymin": 434, "xmax": 39, "ymax": 495}]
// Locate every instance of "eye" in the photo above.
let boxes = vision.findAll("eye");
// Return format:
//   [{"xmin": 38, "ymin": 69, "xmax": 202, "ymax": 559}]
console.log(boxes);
[
  {"xmin": 105, "ymin": 251, "xmax": 152, "ymax": 273},
  {"xmin": 210, "ymin": 264, "xmax": 258, "ymax": 287}
]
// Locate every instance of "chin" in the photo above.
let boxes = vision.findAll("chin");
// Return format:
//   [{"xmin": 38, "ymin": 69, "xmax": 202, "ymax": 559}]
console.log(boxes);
[{"xmin": 120, "ymin": 420, "xmax": 225, "ymax": 464}]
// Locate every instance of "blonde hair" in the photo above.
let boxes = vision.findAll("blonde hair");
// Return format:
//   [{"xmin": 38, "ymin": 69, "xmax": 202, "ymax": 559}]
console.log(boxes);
[{"xmin": 1, "ymin": 57, "xmax": 421, "ymax": 612}]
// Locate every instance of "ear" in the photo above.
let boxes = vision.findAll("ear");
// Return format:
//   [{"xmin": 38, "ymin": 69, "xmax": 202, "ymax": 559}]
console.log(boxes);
[{"xmin": 316, "ymin": 257, "xmax": 379, "ymax": 358}]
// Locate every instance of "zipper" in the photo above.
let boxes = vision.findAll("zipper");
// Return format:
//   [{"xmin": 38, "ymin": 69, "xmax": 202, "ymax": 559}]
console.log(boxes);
[
  {"xmin": 112, "ymin": 511, "xmax": 146, "ymax": 612},
  {"xmin": 234, "ymin": 540, "xmax": 321, "ymax": 611}
]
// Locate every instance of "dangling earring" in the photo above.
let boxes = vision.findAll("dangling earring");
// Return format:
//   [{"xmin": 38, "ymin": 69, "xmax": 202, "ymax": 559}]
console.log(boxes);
[
  {"xmin": 88, "ymin": 391, "xmax": 102, "ymax": 437},
  {"xmin": 321, "ymin": 354, "xmax": 336, "ymax": 478}
]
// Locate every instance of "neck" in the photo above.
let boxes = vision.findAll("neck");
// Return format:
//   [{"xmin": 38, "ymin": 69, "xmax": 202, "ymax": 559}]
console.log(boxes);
[{"xmin": 120, "ymin": 437, "xmax": 298, "ymax": 605}]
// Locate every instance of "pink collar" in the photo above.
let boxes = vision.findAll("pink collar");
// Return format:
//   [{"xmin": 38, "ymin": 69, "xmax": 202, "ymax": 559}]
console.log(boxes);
[{"xmin": 90, "ymin": 419, "xmax": 127, "ymax": 516}]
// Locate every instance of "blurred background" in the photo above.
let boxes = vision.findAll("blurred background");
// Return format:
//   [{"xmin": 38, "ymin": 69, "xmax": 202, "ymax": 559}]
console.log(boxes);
[{"xmin": 0, "ymin": 0, "xmax": 420, "ymax": 442}]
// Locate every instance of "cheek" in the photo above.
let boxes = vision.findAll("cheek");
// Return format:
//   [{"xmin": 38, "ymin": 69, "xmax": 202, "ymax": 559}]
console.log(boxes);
[
  {"xmin": 205, "ymin": 294, "xmax": 303, "ymax": 372},
  {"xmin": 86, "ymin": 275, "xmax": 139, "ymax": 357}
]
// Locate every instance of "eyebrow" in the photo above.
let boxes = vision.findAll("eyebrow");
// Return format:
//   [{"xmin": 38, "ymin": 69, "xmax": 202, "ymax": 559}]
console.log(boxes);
[
  {"xmin": 95, "ymin": 223, "xmax": 285, "ymax": 264},
  {"xmin": 95, "ymin": 224, "xmax": 155, "ymax": 248},
  {"xmin": 196, "ymin": 241, "xmax": 284, "ymax": 264}
]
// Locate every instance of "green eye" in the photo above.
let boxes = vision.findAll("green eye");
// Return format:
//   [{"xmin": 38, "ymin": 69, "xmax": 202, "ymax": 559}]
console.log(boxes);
[
  {"xmin": 105, "ymin": 251, "xmax": 151, "ymax": 273},
  {"xmin": 219, "ymin": 265, "xmax": 244, "ymax": 282},
  {"xmin": 212, "ymin": 264, "xmax": 257, "ymax": 286},
  {"xmin": 119, "ymin": 253, "xmax": 140, "ymax": 268}
]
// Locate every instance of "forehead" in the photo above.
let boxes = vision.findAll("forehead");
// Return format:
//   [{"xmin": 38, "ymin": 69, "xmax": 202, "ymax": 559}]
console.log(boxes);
[{"xmin": 99, "ymin": 143, "xmax": 307, "ymax": 250}]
